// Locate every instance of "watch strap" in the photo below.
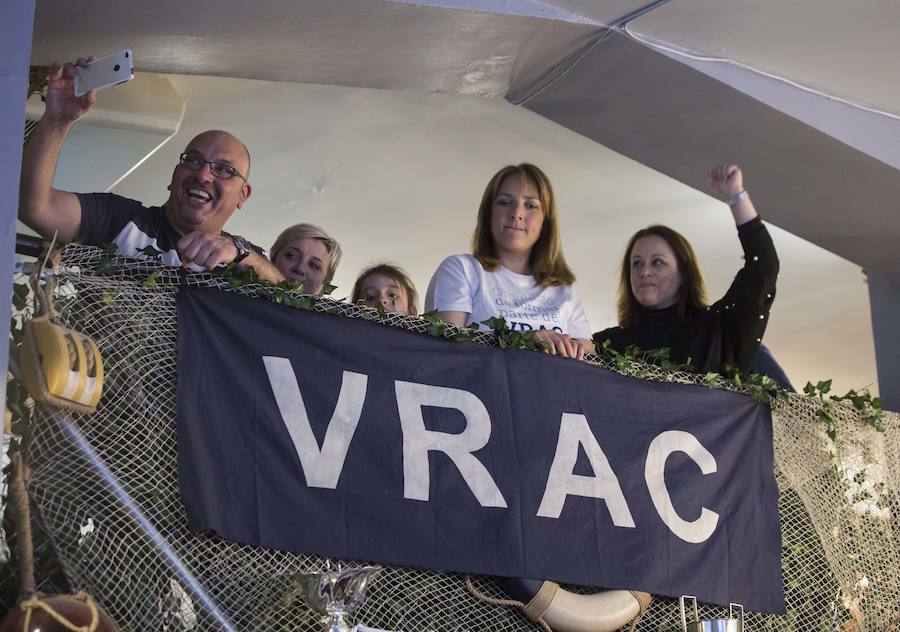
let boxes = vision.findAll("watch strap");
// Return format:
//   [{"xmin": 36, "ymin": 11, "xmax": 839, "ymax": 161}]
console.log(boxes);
[{"xmin": 231, "ymin": 234, "xmax": 251, "ymax": 264}]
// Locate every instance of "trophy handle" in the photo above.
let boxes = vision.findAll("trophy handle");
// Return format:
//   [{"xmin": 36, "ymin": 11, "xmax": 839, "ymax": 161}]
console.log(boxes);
[{"xmin": 679, "ymin": 595, "xmax": 699, "ymax": 632}]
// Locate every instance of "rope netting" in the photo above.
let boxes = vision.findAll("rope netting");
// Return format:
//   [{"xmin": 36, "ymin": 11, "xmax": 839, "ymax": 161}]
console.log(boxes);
[{"xmin": 9, "ymin": 244, "xmax": 900, "ymax": 631}]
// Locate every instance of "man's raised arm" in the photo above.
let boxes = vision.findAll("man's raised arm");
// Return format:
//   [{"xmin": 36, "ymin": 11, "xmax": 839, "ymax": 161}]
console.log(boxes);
[{"xmin": 19, "ymin": 58, "xmax": 96, "ymax": 243}]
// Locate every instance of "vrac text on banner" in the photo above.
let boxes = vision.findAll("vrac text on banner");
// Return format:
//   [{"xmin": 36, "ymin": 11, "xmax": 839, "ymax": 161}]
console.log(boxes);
[{"xmin": 176, "ymin": 287, "xmax": 784, "ymax": 612}]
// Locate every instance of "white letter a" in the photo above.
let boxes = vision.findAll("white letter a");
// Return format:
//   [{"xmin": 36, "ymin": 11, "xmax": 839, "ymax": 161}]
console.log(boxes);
[{"xmin": 537, "ymin": 413, "xmax": 635, "ymax": 527}]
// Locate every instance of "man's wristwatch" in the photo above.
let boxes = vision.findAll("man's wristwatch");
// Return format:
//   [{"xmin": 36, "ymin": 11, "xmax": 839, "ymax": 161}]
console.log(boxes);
[{"xmin": 231, "ymin": 235, "xmax": 252, "ymax": 264}]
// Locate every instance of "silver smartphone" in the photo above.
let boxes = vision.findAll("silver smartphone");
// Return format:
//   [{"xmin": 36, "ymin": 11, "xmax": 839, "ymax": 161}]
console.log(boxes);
[{"xmin": 74, "ymin": 49, "xmax": 134, "ymax": 96}]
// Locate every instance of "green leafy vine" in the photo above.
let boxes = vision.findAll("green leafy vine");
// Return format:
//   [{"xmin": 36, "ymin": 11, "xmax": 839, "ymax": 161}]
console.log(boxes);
[
  {"xmin": 419, "ymin": 312, "xmax": 549, "ymax": 349},
  {"xmin": 594, "ymin": 339, "xmax": 788, "ymax": 406},
  {"xmin": 214, "ymin": 261, "xmax": 338, "ymax": 312},
  {"xmin": 802, "ymin": 380, "xmax": 886, "ymax": 444}
]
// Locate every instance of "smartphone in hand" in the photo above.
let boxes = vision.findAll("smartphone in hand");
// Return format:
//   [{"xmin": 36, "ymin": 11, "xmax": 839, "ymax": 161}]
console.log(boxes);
[{"xmin": 74, "ymin": 50, "xmax": 134, "ymax": 96}]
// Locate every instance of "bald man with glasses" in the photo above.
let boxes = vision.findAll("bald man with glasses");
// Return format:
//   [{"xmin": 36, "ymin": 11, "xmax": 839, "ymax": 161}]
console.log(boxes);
[{"xmin": 19, "ymin": 57, "xmax": 283, "ymax": 282}]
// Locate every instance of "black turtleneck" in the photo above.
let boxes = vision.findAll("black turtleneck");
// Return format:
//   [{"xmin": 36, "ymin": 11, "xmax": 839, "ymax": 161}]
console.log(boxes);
[{"xmin": 593, "ymin": 217, "xmax": 779, "ymax": 374}]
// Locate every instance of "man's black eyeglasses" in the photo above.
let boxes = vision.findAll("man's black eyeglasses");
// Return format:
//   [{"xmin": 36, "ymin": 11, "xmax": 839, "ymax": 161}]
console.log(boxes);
[{"xmin": 179, "ymin": 153, "xmax": 248, "ymax": 181}]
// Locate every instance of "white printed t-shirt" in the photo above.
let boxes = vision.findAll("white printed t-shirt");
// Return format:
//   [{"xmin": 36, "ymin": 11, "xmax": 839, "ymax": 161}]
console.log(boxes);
[{"xmin": 425, "ymin": 254, "xmax": 592, "ymax": 339}]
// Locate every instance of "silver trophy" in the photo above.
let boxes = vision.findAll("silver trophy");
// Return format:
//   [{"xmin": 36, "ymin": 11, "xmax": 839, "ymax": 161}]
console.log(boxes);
[
  {"xmin": 301, "ymin": 565, "xmax": 381, "ymax": 632},
  {"xmin": 680, "ymin": 595, "xmax": 744, "ymax": 632}
]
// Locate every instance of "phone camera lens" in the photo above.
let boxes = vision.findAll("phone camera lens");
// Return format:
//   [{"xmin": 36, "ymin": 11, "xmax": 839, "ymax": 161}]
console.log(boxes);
[{"xmin": 114, "ymin": 64, "xmax": 120, "ymax": 71}]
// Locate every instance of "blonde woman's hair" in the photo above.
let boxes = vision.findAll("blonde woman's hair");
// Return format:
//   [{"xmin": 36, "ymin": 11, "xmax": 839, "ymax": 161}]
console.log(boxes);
[
  {"xmin": 270, "ymin": 223, "xmax": 342, "ymax": 285},
  {"xmin": 471, "ymin": 163, "xmax": 575, "ymax": 287}
]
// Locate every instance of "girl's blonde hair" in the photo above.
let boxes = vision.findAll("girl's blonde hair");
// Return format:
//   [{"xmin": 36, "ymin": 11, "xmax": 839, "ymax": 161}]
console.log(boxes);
[
  {"xmin": 270, "ymin": 223, "xmax": 342, "ymax": 285},
  {"xmin": 350, "ymin": 263, "xmax": 419, "ymax": 316}
]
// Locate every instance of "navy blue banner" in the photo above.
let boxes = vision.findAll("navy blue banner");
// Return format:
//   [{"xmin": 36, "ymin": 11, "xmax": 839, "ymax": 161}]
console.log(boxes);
[{"xmin": 176, "ymin": 287, "xmax": 784, "ymax": 612}]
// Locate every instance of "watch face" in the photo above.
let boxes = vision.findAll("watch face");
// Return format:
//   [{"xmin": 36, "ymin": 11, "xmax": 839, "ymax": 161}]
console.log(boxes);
[{"xmin": 232, "ymin": 235, "xmax": 251, "ymax": 261}]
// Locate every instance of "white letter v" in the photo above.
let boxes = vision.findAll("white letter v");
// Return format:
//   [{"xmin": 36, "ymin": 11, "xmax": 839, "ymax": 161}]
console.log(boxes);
[{"xmin": 263, "ymin": 356, "xmax": 368, "ymax": 489}]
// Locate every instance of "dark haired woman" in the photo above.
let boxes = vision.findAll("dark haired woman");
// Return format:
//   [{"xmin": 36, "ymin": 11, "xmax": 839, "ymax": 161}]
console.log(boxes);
[
  {"xmin": 593, "ymin": 164, "xmax": 779, "ymax": 374},
  {"xmin": 426, "ymin": 163, "xmax": 592, "ymax": 359}
]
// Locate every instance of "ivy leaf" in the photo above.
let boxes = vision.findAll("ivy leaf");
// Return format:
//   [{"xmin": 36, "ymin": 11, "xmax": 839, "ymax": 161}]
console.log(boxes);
[
  {"xmin": 480, "ymin": 316, "xmax": 508, "ymax": 333},
  {"xmin": 95, "ymin": 256, "xmax": 119, "ymax": 276},
  {"xmin": 143, "ymin": 270, "xmax": 160, "ymax": 290},
  {"xmin": 376, "ymin": 302, "xmax": 387, "ymax": 320},
  {"xmin": 420, "ymin": 311, "xmax": 448, "ymax": 337},
  {"xmin": 138, "ymin": 244, "xmax": 164, "ymax": 258},
  {"xmin": 322, "ymin": 283, "xmax": 337, "ymax": 296},
  {"xmin": 216, "ymin": 261, "xmax": 263, "ymax": 288},
  {"xmin": 816, "ymin": 379, "xmax": 832, "ymax": 395},
  {"xmin": 803, "ymin": 382, "xmax": 817, "ymax": 397},
  {"xmin": 296, "ymin": 296, "xmax": 317, "ymax": 311},
  {"xmin": 100, "ymin": 242, "xmax": 118, "ymax": 254},
  {"xmin": 12, "ymin": 282, "xmax": 29, "ymax": 311},
  {"xmin": 102, "ymin": 289, "xmax": 114, "ymax": 305},
  {"xmin": 9, "ymin": 317, "xmax": 23, "ymax": 343},
  {"xmin": 748, "ymin": 385, "xmax": 772, "ymax": 405},
  {"xmin": 452, "ymin": 330, "xmax": 476, "ymax": 343},
  {"xmin": 6, "ymin": 381, "xmax": 27, "ymax": 420}
]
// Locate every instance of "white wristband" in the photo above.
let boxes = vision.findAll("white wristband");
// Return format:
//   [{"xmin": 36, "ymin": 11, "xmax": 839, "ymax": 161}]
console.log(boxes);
[{"xmin": 727, "ymin": 190, "xmax": 748, "ymax": 206}]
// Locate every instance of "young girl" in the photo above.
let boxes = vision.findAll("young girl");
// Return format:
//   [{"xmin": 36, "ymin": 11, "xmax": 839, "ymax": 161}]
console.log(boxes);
[{"xmin": 351, "ymin": 263, "xmax": 419, "ymax": 316}]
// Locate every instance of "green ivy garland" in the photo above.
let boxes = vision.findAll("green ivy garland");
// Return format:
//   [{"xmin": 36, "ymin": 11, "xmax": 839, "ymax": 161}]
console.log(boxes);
[{"xmin": 213, "ymin": 259, "xmax": 888, "ymax": 434}]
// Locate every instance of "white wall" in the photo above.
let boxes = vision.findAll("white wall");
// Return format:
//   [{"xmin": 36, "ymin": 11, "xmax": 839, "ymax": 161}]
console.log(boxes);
[{"xmin": 101, "ymin": 74, "xmax": 878, "ymax": 395}]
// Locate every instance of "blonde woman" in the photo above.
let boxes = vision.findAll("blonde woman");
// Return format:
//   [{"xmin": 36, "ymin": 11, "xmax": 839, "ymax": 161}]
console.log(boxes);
[
  {"xmin": 270, "ymin": 223, "xmax": 342, "ymax": 295},
  {"xmin": 425, "ymin": 164, "xmax": 592, "ymax": 359}
]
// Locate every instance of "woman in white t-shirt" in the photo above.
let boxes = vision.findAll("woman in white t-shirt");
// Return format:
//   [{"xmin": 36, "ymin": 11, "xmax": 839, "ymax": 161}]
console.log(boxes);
[{"xmin": 425, "ymin": 163, "xmax": 593, "ymax": 359}]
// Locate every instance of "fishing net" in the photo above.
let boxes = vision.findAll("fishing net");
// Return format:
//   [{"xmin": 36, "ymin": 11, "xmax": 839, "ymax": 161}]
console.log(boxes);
[{"xmin": 6, "ymin": 243, "xmax": 899, "ymax": 631}]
